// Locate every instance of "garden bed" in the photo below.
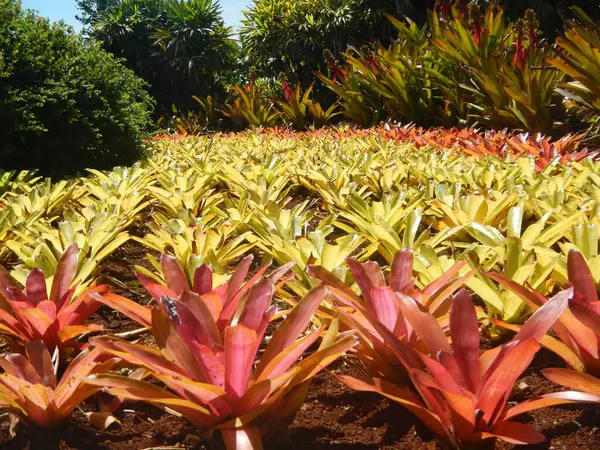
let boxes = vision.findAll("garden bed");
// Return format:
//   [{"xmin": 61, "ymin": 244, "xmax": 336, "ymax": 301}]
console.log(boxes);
[{"xmin": 2, "ymin": 241, "xmax": 599, "ymax": 450}]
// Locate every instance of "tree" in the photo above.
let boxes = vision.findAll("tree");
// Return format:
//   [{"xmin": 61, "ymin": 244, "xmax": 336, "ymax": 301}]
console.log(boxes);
[
  {"xmin": 75, "ymin": 0, "xmax": 120, "ymax": 25},
  {"xmin": 0, "ymin": 0, "xmax": 154, "ymax": 176},
  {"xmin": 240, "ymin": 0, "xmax": 415, "ymax": 86},
  {"xmin": 84, "ymin": 0, "xmax": 237, "ymax": 112}
]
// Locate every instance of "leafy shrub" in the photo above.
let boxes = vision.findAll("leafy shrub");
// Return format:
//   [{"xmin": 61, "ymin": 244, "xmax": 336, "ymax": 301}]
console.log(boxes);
[
  {"xmin": 0, "ymin": 0, "xmax": 154, "ymax": 177},
  {"xmin": 240, "ymin": 0, "xmax": 412, "ymax": 87},
  {"xmin": 88, "ymin": 0, "xmax": 237, "ymax": 112},
  {"xmin": 241, "ymin": 0, "xmax": 600, "ymax": 89},
  {"xmin": 220, "ymin": 69, "xmax": 280, "ymax": 129},
  {"xmin": 221, "ymin": 84, "xmax": 280, "ymax": 130},
  {"xmin": 316, "ymin": 18, "xmax": 449, "ymax": 128},
  {"xmin": 431, "ymin": 4, "xmax": 566, "ymax": 135},
  {"xmin": 317, "ymin": 4, "xmax": 569, "ymax": 134},
  {"xmin": 549, "ymin": 7, "xmax": 600, "ymax": 115}
]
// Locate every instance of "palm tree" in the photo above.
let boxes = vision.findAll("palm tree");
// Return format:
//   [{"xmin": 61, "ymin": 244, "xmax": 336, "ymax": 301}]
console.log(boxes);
[{"xmin": 90, "ymin": 0, "xmax": 236, "ymax": 112}]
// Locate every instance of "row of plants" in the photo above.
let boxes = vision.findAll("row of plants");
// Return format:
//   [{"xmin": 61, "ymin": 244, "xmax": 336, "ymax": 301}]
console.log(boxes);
[
  {"xmin": 2, "ymin": 135, "xmax": 600, "ymax": 447},
  {"xmin": 3, "ymin": 133, "xmax": 600, "ymax": 315},
  {"xmin": 4, "ymin": 226, "xmax": 600, "ymax": 448},
  {"xmin": 7, "ymin": 1, "xmax": 600, "ymax": 178},
  {"xmin": 174, "ymin": 3, "xmax": 600, "ymax": 138},
  {"xmin": 158, "ymin": 123, "xmax": 595, "ymax": 170}
]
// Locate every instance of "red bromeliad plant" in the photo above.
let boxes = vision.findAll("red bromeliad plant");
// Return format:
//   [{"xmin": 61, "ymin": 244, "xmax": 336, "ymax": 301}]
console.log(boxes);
[
  {"xmin": 95, "ymin": 253, "xmax": 294, "ymax": 332},
  {"xmin": 488, "ymin": 250, "xmax": 600, "ymax": 374},
  {"xmin": 86, "ymin": 280, "xmax": 357, "ymax": 449},
  {"xmin": 0, "ymin": 244, "xmax": 107, "ymax": 353},
  {"xmin": 340, "ymin": 288, "xmax": 571, "ymax": 448},
  {"xmin": 308, "ymin": 249, "xmax": 473, "ymax": 380},
  {"xmin": 310, "ymin": 249, "xmax": 574, "ymax": 448},
  {"xmin": 0, "ymin": 340, "xmax": 116, "ymax": 429}
]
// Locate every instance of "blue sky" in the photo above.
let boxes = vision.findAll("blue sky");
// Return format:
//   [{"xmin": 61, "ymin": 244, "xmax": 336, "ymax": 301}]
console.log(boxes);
[{"xmin": 21, "ymin": 0, "xmax": 249, "ymax": 31}]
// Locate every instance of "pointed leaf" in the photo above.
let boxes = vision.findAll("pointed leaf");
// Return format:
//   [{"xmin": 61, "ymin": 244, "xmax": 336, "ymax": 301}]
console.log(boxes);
[
  {"xmin": 514, "ymin": 288, "xmax": 571, "ymax": 342},
  {"xmin": 489, "ymin": 421, "xmax": 545, "ymax": 445},
  {"xmin": 543, "ymin": 368, "xmax": 600, "ymax": 396},
  {"xmin": 161, "ymin": 254, "xmax": 189, "ymax": 296},
  {"xmin": 396, "ymin": 293, "xmax": 451, "ymax": 356},
  {"xmin": 224, "ymin": 325, "xmax": 257, "ymax": 401},
  {"xmin": 93, "ymin": 293, "xmax": 152, "ymax": 328},
  {"xmin": 49, "ymin": 244, "xmax": 78, "ymax": 306},
  {"xmin": 25, "ymin": 340, "xmax": 56, "ymax": 389},
  {"xmin": 239, "ymin": 278, "xmax": 274, "ymax": 332},
  {"xmin": 193, "ymin": 264, "xmax": 213, "ymax": 296},
  {"xmin": 257, "ymin": 284, "xmax": 326, "ymax": 375},
  {"xmin": 450, "ymin": 290, "xmax": 480, "ymax": 392},
  {"xmin": 568, "ymin": 250, "xmax": 598, "ymax": 303},
  {"xmin": 25, "ymin": 269, "xmax": 47, "ymax": 305}
]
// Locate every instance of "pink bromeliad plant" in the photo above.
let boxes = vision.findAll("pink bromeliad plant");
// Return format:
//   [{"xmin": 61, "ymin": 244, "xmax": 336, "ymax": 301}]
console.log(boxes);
[
  {"xmin": 0, "ymin": 244, "xmax": 107, "ymax": 353},
  {"xmin": 311, "ymin": 249, "xmax": 581, "ymax": 449},
  {"xmin": 87, "ymin": 255, "xmax": 356, "ymax": 449},
  {"xmin": 485, "ymin": 249, "xmax": 600, "ymax": 417},
  {"xmin": 94, "ymin": 253, "xmax": 294, "ymax": 332},
  {"xmin": 0, "ymin": 340, "xmax": 116, "ymax": 429},
  {"xmin": 488, "ymin": 249, "xmax": 600, "ymax": 374},
  {"xmin": 308, "ymin": 249, "xmax": 474, "ymax": 382}
]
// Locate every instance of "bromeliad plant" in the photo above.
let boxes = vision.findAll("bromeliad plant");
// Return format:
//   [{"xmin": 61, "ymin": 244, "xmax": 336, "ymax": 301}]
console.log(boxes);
[
  {"xmin": 489, "ymin": 249, "xmax": 600, "ymax": 374},
  {"xmin": 275, "ymin": 76, "xmax": 339, "ymax": 130},
  {"xmin": 87, "ymin": 278, "xmax": 357, "ymax": 449},
  {"xmin": 247, "ymin": 213, "xmax": 369, "ymax": 298},
  {"xmin": 480, "ymin": 249, "xmax": 600, "ymax": 426},
  {"xmin": 95, "ymin": 252, "xmax": 295, "ymax": 331},
  {"xmin": 328, "ymin": 278, "xmax": 572, "ymax": 448},
  {"xmin": 431, "ymin": 4, "xmax": 566, "ymax": 135},
  {"xmin": 308, "ymin": 249, "xmax": 472, "ymax": 381},
  {"xmin": 316, "ymin": 20, "xmax": 443, "ymax": 128},
  {"xmin": 0, "ymin": 340, "xmax": 116, "ymax": 429},
  {"xmin": 276, "ymin": 74, "xmax": 312, "ymax": 131},
  {"xmin": 137, "ymin": 215, "xmax": 254, "ymax": 287},
  {"xmin": 221, "ymin": 70, "xmax": 280, "ymax": 129},
  {"xmin": 0, "ymin": 244, "xmax": 106, "ymax": 353},
  {"xmin": 5, "ymin": 210, "xmax": 130, "ymax": 293},
  {"xmin": 549, "ymin": 7, "xmax": 600, "ymax": 113}
]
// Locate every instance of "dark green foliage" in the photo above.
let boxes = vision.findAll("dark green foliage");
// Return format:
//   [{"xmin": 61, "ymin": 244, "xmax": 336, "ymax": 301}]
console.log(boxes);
[
  {"xmin": 241, "ymin": 0, "xmax": 600, "ymax": 89},
  {"xmin": 0, "ymin": 0, "xmax": 154, "ymax": 177},
  {"xmin": 315, "ymin": 4, "xmax": 573, "ymax": 134},
  {"xmin": 87, "ymin": 0, "xmax": 237, "ymax": 112},
  {"xmin": 75, "ymin": 0, "xmax": 120, "ymax": 25},
  {"xmin": 240, "ymin": 0, "xmax": 413, "ymax": 87},
  {"xmin": 499, "ymin": 0, "xmax": 600, "ymax": 40}
]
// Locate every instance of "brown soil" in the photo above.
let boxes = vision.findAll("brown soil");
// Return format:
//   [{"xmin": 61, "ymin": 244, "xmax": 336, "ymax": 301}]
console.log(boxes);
[
  {"xmin": 91, "ymin": 239, "xmax": 156, "ymax": 334},
  {"xmin": 2, "ymin": 240, "xmax": 600, "ymax": 449},
  {"xmin": 3, "ymin": 353, "xmax": 600, "ymax": 450}
]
